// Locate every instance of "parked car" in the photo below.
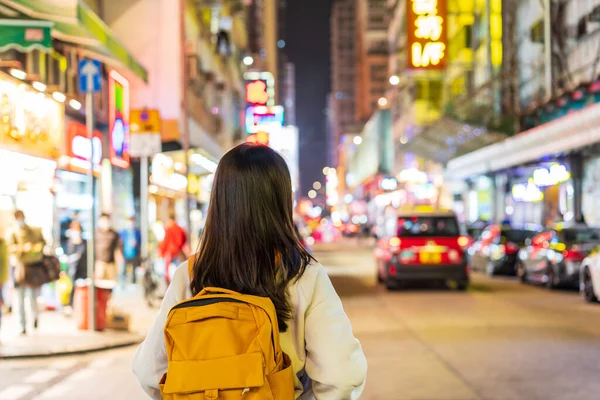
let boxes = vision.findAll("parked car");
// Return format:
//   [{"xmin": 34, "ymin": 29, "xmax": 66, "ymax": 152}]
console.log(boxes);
[
  {"xmin": 517, "ymin": 224, "xmax": 600, "ymax": 289},
  {"xmin": 580, "ymin": 250, "xmax": 600, "ymax": 302},
  {"xmin": 374, "ymin": 208, "xmax": 470, "ymax": 290},
  {"xmin": 469, "ymin": 225, "xmax": 538, "ymax": 276}
]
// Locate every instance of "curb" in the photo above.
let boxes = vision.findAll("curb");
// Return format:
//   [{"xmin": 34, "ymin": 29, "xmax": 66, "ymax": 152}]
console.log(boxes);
[{"xmin": 0, "ymin": 335, "xmax": 144, "ymax": 360}]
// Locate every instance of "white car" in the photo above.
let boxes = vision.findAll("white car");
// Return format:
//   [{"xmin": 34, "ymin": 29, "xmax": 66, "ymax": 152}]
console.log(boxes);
[{"xmin": 580, "ymin": 252, "xmax": 600, "ymax": 302}]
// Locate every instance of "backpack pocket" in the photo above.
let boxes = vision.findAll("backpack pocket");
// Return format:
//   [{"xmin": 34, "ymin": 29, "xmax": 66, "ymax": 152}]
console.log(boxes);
[{"xmin": 266, "ymin": 353, "xmax": 295, "ymax": 400}]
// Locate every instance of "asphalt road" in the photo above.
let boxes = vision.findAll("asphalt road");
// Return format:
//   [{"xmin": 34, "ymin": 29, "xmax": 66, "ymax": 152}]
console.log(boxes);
[{"xmin": 2, "ymin": 243, "xmax": 600, "ymax": 400}]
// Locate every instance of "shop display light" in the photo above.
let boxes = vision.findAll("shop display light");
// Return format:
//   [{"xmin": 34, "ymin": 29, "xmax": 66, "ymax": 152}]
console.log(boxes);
[
  {"xmin": 69, "ymin": 99, "xmax": 82, "ymax": 110},
  {"xmin": 378, "ymin": 97, "xmax": 388, "ymax": 107},
  {"xmin": 10, "ymin": 68, "xmax": 26, "ymax": 80},
  {"xmin": 52, "ymin": 91, "xmax": 66, "ymax": 103},
  {"xmin": 243, "ymin": 56, "xmax": 254, "ymax": 66},
  {"xmin": 32, "ymin": 81, "xmax": 46, "ymax": 92},
  {"xmin": 389, "ymin": 75, "xmax": 400, "ymax": 86},
  {"xmin": 353, "ymin": 136, "xmax": 363, "ymax": 145}
]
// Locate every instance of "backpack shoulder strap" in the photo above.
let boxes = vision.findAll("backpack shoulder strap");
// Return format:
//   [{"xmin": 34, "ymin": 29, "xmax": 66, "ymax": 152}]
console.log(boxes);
[{"xmin": 187, "ymin": 255, "xmax": 197, "ymax": 280}]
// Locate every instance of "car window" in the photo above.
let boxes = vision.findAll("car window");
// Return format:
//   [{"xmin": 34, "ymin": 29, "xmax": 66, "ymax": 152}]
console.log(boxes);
[
  {"xmin": 397, "ymin": 216, "xmax": 460, "ymax": 237},
  {"xmin": 502, "ymin": 230, "xmax": 537, "ymax": 244}
]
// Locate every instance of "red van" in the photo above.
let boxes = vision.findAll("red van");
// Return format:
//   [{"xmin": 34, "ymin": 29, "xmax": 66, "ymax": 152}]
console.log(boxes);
[{"xmin": 375, "ymin": 208, "xmax": 470, "ymax": 290}]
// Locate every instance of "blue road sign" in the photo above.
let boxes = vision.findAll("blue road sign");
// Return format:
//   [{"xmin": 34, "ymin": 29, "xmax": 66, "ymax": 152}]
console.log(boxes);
[{"xmin": 78, "ymin": 59, "xmax": 102, "ymax": 93}]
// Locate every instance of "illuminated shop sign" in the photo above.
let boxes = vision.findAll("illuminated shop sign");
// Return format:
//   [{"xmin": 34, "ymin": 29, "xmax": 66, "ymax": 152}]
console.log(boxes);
[
  {"xmin": 512, "ymin": 180, "xmax": 544, "ymax": 203},
  {"xmin": 0, "ymin": 72, "xmax": 63, "ymax": 159},
  {"xmin": 244, "ymin": 72, "xmax": 275, "ymax": 107},
  {"xmin": 64, "ymin": 121, "xmax": 102, "ymax": 175},
  {"xmin": 108, "ymin": 70, "xmax": 130, "ymax": 169},
  {"xmin": 246, "ymin": 131, "xmax": 269, "ymax": 145},
  {"xmin": 326, "ymin": 168, "xmax": 339, "ymax": 206},
  {"xmin": 532, "ymin": 163, "xmax": 570, "ymax": 187},
  {"xmin": 380, "ymin": 177, "xmax": 398, "ymax": 192},
  {"xmin": 245, "ymin": 106, "xmax": 284, "ymax": 134},
  {"xmin": 407, "ymin": 0, "xmax": 447, "ymax": 69}
]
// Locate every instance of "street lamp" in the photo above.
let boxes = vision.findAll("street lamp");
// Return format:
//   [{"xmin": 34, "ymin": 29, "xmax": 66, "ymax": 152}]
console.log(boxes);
[
  {"xmin": 243, "ymin": 56, "xmax": 254, "ymax": 66},
  {"xmin": 353, "ymin": 136, "xmax": 363, "ymax": 145},
  {"xmin": 378, "ymin": 97, "xmax": 388, "ymax": 108},
  {"xmin": 322, "ymin": 166, "xmax": 330, "ymax": 175},
  {"xmin": 313, "ymin": 181, "xmax": 322, "ymax": 190},
  {"xmin": 308, "ymin": 190, "xmax": 317, "ymax": 199},
  {"xmin": 389, "ymin": 75, "xmax": 400, "ymax": 86}
]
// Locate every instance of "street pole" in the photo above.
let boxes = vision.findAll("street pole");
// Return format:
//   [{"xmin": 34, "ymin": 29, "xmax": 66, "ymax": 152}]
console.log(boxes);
[
  {"xmin": 140, "ymin": 156, "xmax": 149, "ymax": 263},
  {"xmin": 86, "ymin": 89, "xmax": 96, "ymax": 332},
  {"xmin": 543, "ymin": 0, "xmax": 552, "ymax": 100},
  {"xmin": 180, "ymin": 0, "xmax": 191, "ymax": 235}
]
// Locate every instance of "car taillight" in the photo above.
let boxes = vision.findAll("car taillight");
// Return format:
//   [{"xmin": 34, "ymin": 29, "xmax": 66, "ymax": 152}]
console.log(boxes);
[
  {"xmin": 457, "ymin": 236, "xmax": 470, "ymax": 248},
  {"xmin": 505, "ymin": 242, "xmax": 519, "ymax": 254},
  {"xmin": 563, "ymin": 250, "xmax": 585, "ymax": 261},
  {"xmin": 389, "ymin": 265, "xmax": 397, "ymax": 276}
]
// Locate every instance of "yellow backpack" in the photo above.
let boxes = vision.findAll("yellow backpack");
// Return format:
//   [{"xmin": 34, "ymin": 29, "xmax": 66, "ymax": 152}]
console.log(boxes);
[{"xmin": 159, "ymin": 259, "xmax": 295, "ymax": 399}]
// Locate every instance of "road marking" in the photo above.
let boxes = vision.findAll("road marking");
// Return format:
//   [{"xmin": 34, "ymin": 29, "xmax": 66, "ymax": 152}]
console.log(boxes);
[
  {"xmin": 23, "ymin": 369, "xmax": 60, "ymax": 384},
  {"xmin": 65, "ymin": 367, "xmax": 95, "ymax": 382},
  {"xmin": 0, "ymin": 384, "xmax": 34, "ymax": 400},
  {"xmin": 37, "ymin": 381, "xmax": 72, "ymax": 399}
]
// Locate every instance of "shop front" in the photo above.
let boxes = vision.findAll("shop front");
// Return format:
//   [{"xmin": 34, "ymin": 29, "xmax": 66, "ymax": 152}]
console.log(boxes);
[
  {"xmin": 446, "ymin": 102, "xmax": 600, "ymax": 228},
  {"xmin": 0, "ymin": 72, "xmax": 63, "ymax": 243}
]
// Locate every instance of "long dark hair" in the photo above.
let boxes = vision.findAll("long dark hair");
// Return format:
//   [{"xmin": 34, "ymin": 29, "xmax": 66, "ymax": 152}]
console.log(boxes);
[{"xmin": 190, "ymin": 143, "xmax": 314, "ymax": 331}]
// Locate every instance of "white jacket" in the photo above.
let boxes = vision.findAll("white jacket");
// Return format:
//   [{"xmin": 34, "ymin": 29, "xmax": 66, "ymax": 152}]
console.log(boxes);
[{"xmin": 132, "ymin": 262, "xmax": 367, "ymax": 399}]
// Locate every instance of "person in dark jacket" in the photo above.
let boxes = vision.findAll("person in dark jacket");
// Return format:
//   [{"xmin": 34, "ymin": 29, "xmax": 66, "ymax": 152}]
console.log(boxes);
[{"xmin": 66, "ymin": 221, "xmax": 87, "ymax": 310}]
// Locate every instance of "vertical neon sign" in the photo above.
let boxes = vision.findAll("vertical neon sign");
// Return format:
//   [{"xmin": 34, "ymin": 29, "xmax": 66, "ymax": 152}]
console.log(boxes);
[{"xmin": 109, "ymin": 70, "xmax": 130, "ymax": 169}]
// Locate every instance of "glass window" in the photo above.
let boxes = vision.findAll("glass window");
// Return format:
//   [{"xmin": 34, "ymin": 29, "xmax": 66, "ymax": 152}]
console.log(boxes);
[{"xmin": 397, "ymin": 216, "xmax": 460, "ymax": 237}]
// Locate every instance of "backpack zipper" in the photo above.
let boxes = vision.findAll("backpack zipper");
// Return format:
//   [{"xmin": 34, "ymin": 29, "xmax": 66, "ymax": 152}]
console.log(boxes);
[{"xmin": 171, "ymin": 297, "xmax": 245, "ymax": 310}]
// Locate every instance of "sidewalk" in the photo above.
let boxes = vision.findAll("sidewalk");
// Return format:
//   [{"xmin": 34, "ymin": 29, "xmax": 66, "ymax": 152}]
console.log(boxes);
[{"xmin": 0, "ymin": 284, "xmax": 156, "ymax": 359}]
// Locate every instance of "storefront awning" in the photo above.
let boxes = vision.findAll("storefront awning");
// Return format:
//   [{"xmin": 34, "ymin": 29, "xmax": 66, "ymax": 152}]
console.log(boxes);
[
  {"xmin": 0, "ymin": 19, "xmax": 52, "ymax": 52},
  {"xmin": 0, "ymin": 0, "xmax": 147, "ymax": 82},
  {"xmin": 402, "ymin": 116, "xmax": 507, "ymax": 164},
  {"xmin": 446, "ymin": 102, "xmax": 600, "ymax": 180}
]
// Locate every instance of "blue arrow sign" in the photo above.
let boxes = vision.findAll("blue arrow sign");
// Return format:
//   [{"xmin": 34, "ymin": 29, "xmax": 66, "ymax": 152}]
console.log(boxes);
[{"xmin": 78, "ymin": 59, "xmax": 102, "ymax": 93}]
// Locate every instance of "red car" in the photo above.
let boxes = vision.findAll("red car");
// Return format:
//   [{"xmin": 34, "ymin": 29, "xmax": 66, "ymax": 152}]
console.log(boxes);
[{"xmin": 375, "ymin": 208, "xmax": 470, "ymax": 290}]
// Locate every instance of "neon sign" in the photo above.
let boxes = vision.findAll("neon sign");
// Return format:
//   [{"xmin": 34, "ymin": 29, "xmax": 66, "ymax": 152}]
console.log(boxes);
[
  {"xmin": 245, "ymin": 106, "xmax": 284, "ymax": 134},
  {"xmin": 244, "ymin": 72, "xmax": 275, "ymax": 107},
  {"xmin": 512, "ymin": 180, "xmax": 544, "ymax": 203},
  {"xmin": 245, "ymin": 80, "xmax": 269, "ymax": 106},
  {"xmin": 108, "ymin": 70, "xmax": 130, "ymax": 169},
  {"xmin": 246, "ymin": 131, "xmax": 269, "ymax": 145},
  {"xmin": 65, "ymin": 121, "xmax": 102, "ymax": 175},
  {"xmin": 532, "ymin": 163, "xmax": 570, "ymax": 187},
  {"xmin": 407, "ymin": 0, "xmax": 447, "ymax": 69}
]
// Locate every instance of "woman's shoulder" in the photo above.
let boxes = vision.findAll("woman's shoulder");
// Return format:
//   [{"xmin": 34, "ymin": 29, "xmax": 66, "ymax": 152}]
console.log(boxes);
[{"xmin": 290, "ymin": 261, "xmax": 328, "ymax": 302}]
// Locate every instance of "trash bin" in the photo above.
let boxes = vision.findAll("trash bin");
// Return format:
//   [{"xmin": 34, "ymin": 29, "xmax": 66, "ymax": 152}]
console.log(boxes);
[{"xmin": 74, "ymin": 279, "xmax": 113, "ymax": 331}]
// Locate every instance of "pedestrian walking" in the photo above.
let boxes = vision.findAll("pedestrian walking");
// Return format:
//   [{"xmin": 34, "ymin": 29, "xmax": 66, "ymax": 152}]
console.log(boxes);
[
  {"xmin": 158, "ymin": 214, "xmax": 187, "ymax": 284},
  {"xmin": 95, "ymin": 213, "xmax": 124, "ymax": 285},
  {"xmin": 133, "ymin": 144, "xmax": 367, "ymax": 399},
  {"xmin": 65, "ymin": 221, "xmax": 87, "ymax": 312},
  {"xmin": 7, "ymin": 210, "xmax": 46, "ymax": 335},
  {"xmin": 119, "ymin": 216, "xmax": 141, "ymax": 285}
]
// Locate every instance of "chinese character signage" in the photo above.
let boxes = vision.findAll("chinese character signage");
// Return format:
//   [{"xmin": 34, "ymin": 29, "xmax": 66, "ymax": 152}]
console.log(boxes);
[
  {"xmin": 108, "ymin": 70, "xmax": 130, "ymax": 169},
  {"xmin": 407, "ymin": 0, "xmax": 447, "ymax": 70},
  {"xmin": 244, "ymin": 72, "xmax": 275, "ymax": 107}
]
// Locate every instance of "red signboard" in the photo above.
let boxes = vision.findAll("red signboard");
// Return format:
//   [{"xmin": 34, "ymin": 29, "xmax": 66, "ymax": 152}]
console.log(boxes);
[
  {"xmin": 407, "ymin": 0, "xmax": 448, "ymax": 70},
  {"xmin": 65, "ymin": 121, "xmax": 102, "ymax": 175}
]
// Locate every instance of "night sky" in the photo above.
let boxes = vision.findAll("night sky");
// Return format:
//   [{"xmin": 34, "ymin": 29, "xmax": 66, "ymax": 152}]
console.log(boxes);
[{"xmin": 286, "ymin": 0, "xmax": 333, "ymax": 195}]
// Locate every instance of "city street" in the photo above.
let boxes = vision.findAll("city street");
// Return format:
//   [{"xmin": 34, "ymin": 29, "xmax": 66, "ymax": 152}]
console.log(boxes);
[{"xmin": 2, "ymin": 243, "xmax": 600, "ymax": 400}]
